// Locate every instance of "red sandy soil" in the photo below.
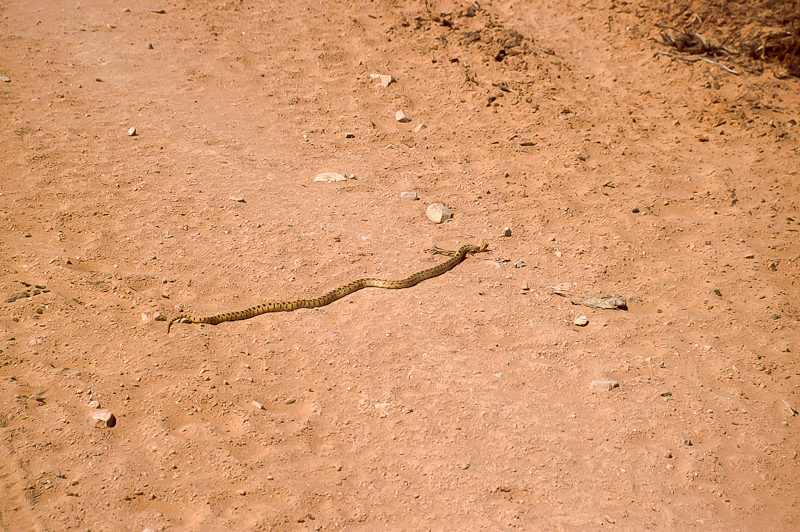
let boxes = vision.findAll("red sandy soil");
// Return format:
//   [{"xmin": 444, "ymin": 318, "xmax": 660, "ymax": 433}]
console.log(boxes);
[{"xmin": 1, "ymin": 0, "xmax": 798, "ymax": 530}]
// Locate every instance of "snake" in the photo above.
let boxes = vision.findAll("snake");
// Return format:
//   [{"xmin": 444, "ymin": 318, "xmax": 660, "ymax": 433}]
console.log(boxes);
[{"xmin": 167, "ymin": 243, "xmax": 488, "ymax": 333}]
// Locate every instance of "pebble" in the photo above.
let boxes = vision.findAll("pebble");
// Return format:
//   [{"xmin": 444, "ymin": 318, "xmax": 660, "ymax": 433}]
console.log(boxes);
[
  {"xmin": 344, "ymin": 132, "xmax": 355, "ymax": 138},
  {"xmin": 252, "ymin": 400, "xmax": 265, "ymax": 410},
  {"xmin": 574, "ymin": 315, "xmax": 589, "ymax": 326},
  {"xmin": 521, "ymin": 282, "xmax": 529, "ymax": 291},
  {"xmin": 502, "ymin": 227, "xmax": 512, "ymax": 237},
  {"xmin": 313, "ymin": 172, "xmax": 346, "ymax": 183},
  {"xmin": 147, "ymin": 43, "xmax": 154, "ymax": 49},
  {"xmin": 127, "ymin": 127, "xmax": 137, "ymax": 136},
  {"xmin": 92, "ymin": 410, "xmax": 117, "ymax": 427},
  {"xmin": 0, "ymin": 76, "xmax": 10, "ymax": 83},
  {"xmin": 413, "ymin": 123, "xmax": 427, "ymax": 132},
  {"xmin": 589, "ymin": 380, "xmax": 619, "ymax": 391},
  {"xmin": 514, "ymin": 260, "xmax": 525, "ymax": 268},
  {"xmin": 284, "ymin": 398, "xmax": 296, "ymax": 405},
  {"xmin": 400, "ymin": 191, "xmax": 418, "ymax": 200},
  {"xmin": 229, "ymin": 196, "xmax": 246, "ymax": 202},
  {"xmin": 395, "ymin": 110, "xmax": 411, "ymax": 123},
  {"xmin": 426, "ymin": 203, "xmax": 452, "ymax": 223},
  {"xmin": 369, "ymin": 73, "xmax": 393, "ymax": 87}
]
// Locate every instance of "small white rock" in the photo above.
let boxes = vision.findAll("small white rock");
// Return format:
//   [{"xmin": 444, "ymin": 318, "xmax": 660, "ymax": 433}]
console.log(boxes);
[
  {"xmin": 127, "ymin": 127, "xmax": 137, "ymax": 136},
  {"xmin": 400, "ymin": 191, "xmax": 418, "ymax": 200},
  {"xmin": 426, "ymin": 203, "xmax": 452, "ymax": 223},
  {"xmin": 229, "ymin": 196, "xmax": 246, "ymax": 202},
  {"xmin": 0, "ymin": 76, "xmax": 11, "ymax": 83},
  {"xmin": 413, "ymin": 123, "xmax": 427, "ymax": 132},
  {"xmin": 502, "ymin": 227, "xmax": 512, "ymax": 237},
  {"xmin": 574, "ymin": 315, "xmax": 589, "ymax": 326},
  {"xmin": 395, "ymin": 110, "xmax": 411, "ymax": 123},
  {"xmin": 313, "ymin": 172, "xmax": 346, "ymax": 183},
  {"xmin": 369, "ymin": 73, "xmax": 394, "ymax": 87},
  {"xmin": 92, "ymin": 409, "xmax": 116, "ymax": 427},
  {"xmin": 252, "ymin": 400, "xmax": 265, "ymax": 410}
]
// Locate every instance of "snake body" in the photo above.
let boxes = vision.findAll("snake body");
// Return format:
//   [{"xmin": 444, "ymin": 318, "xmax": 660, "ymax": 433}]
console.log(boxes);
[{"xmin": 167, "ymin": 243, "xmax": 488, "ymax": 333}]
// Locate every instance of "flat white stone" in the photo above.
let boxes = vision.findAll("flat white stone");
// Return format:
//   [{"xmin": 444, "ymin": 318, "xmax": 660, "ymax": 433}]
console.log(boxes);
[
  {"xmin": 395, "ymin": 110, "xmax": 411, "ymax": 123},
  {"xmin": 589, "ymin": 380, "xmax": 619, "ymax": 391},
  {"xmin": 313, "ymin": 172, "xmax": 346, "ymax": 183}
]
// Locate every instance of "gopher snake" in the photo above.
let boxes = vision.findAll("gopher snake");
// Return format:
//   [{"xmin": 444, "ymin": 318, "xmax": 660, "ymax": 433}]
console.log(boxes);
[{"xmin": 167, "ymin": 243, "xmax": 488, "ymax": 333}]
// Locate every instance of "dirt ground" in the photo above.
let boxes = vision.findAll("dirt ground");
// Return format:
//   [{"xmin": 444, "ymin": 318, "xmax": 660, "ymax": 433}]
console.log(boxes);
[{"xmin": 1, "ymin": 0, "xmax": 799, "ymax": 530}]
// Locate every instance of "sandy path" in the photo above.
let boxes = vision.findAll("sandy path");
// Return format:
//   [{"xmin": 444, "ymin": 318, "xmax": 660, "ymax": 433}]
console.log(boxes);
[{"xmin": 1, "ymin": 0, "xmax": 798, "ymax": 530}]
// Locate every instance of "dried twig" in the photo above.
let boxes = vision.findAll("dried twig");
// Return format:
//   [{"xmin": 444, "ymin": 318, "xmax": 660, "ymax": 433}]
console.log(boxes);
[
  {"xmin": 656, "ymin": 25, "xmax": 733, "ymax": 56},
  {"xmin": 654, "ymin": 51, "xmax": 740, "ymax": 75}
]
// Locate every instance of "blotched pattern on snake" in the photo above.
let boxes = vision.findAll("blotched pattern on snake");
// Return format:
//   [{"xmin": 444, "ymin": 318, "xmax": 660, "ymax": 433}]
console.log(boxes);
[{"xmin": 167, "ymin": 243, "xmax": 488, "ymax": 332}]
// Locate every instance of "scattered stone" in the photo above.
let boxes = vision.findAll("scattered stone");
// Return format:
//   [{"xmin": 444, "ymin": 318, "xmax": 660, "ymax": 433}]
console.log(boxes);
[
  {"xmin": 413, "ymin": 123, "xmax": 427, "ymax": 133},
  {"xmin": 313, "ymin": 172, "xmax": 346, "ymax": 183},
  {"xmin": 127, "ymin": 127, "xmax": 137, "ymax": 136},
  {"xmin": 426, "ymin": 203, "xmax": 452, "ymax": 223},
  {"xmin": 514, "ymin": 260, "xmax": 525, "ymax": 268},
  {"xmin": 574, "ymin": 315, "xmax": 589, "ymax": 326},
  {"xmin": 400, "ymin": 191, "xmax": 418, "ymax": 200},
  {"xmin": 632, "ymin": 207, "xmax": 640, "ymax": 213},
  {"xmin": 744, "ymin": 253, "xmax": 755, "ymax": 259},
  {"xmin": 284, "ymin": 398, "xmax": 296, "ymax": 405},
  {"xmin": 236, "ymin": 489, "xmax": 246, "ymax": 496},
  {"xmin": 229, "ymin": 196, "xmax": 246, "ymax": 203},
  {"xmin": 92, "ymin": 409, "xmax": 117, "ymax": 427},
  {"xmin": 344, "ymin": 132, "xmax": 355, "ymax": 138},
  {"xmin": 147, "ymin": 43, "xmax": 154, "ymax": 49},
  {"xmin": 252, "ymin": 400, "xmax": 265, "ymax": 410},
  {"xmin": 400, "ymin": 137, "xmax": 416, "ymax": 148},
  {"xmin": 697, "ymin": 134, "xmax": 710, "ymax": 142},
  {"xmin": 0, "ymin": 76, "xmax": 10, "ymax": 83},
  {"xmin": 369, "ymin": 73, "xmax": 393, "ymax": 87},
  {"xmin": 395, "ymin": 110, "xmax": 411, "ymax": 123},
  {"xmin": 589, "ymin": 380, "xmax": 619, "ymax": 391},
  {"xmin": 521, "ymin": 282, "xmax": 529, "ymax": 291},
  {"xmin": 502, "ymin": 227, "xmax": 512, "ymax": 237}
]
